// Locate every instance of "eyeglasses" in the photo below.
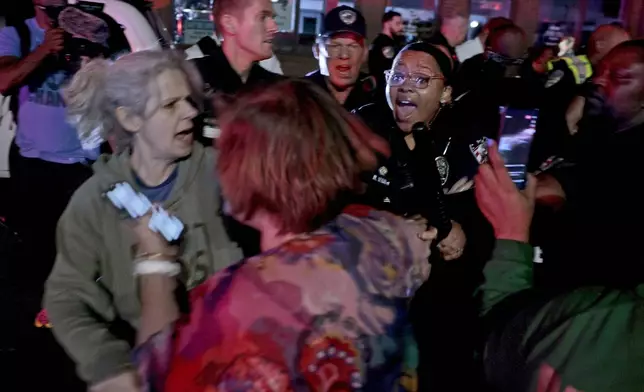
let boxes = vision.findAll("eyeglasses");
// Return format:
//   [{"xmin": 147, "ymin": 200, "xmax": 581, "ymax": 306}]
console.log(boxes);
[
  {"xmin": 384, "ymin": 70, "xmax": 444, "ymax": 89},
  {"xmin": 323, "ymin": 43, "xmax": 363, "ymax": 58}
]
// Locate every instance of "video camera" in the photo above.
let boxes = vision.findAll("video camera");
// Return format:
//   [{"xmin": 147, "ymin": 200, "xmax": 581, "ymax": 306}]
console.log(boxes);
[{"xmin": 42, "ymin": 4, "xmax": 112, "ymax": 75}]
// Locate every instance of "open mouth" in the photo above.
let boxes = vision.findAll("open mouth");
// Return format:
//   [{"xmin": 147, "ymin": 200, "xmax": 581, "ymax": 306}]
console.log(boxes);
[
  {"xmin": 335, "ymin": 65, "xmax": 352, "ymax": 75},
  {"xmin": 175, "ymin": 129, "xmax": 193, "ymax": 141},
  {"xmin": 394, "ymin": 99, "xmax": 417, "ymax": 120}
]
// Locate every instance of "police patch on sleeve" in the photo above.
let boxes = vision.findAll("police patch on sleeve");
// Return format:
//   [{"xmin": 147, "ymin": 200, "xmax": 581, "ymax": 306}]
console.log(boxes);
[
  {"xmin": 469, "ymin": 137, "xmax": 489, "ymax": 164},
  {"xmin": 339, "ymin": 10, "xmax": 357, "ymax": 25},
  {"xmin": 545, "ymin": 70, "xmax": 564, "ymax": 88},
  {"xmin": 382, "ymin": 46, "xmax": 394, "ymax": 59}
]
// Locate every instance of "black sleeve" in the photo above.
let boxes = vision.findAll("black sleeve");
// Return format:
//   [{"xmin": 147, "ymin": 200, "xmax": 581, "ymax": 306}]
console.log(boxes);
[
  {"xmin": 191, "ymin": 57, "xmax": 214, "ymax": 92},
  {"xmin": 368, "ymin": 41, "xmax": 393, "ymax": 88}
]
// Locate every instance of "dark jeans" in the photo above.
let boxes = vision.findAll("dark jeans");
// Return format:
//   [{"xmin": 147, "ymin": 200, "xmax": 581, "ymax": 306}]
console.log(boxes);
[
  {"xmin": 5, "ymin": 143, "xmax": 92, "ymax": 391},
  {"xmin": 8, "ymin": 146, "xmax": 93, "ymax": 283}
]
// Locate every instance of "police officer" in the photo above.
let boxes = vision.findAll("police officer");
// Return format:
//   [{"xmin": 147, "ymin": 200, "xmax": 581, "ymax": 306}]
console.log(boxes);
[
  {"xmin": 305, "ymin": 6, "xmax": 377, "ymax": 112},
  {"xmin": 356, "ymin": 41, "xmax": 495, "ymax": 391},
  {"xmin": 368, "ymin": 10, "xmax": 406, "ymax": 90},
  {"xmin": 545, "ymin": 36, "xmax": 593, "ymax": 90},
  {"xmin": 192, "ymin": 0, "xmax": 284, "ymax": 147},
  {"xmin": 356, "ymin": 42, "xmax": 491, "ymax": 252},
  {"xmin": 540, "ymin": 36, "xmax": 595, "ymax": 161}
]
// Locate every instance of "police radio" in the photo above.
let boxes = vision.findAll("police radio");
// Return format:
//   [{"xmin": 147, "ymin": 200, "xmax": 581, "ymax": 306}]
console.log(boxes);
[{"xmin": 410, "ymin": 122, "xmax": 452, "ymax": 243}]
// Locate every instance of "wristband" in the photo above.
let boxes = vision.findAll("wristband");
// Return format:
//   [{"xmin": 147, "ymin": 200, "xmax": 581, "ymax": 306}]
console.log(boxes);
[
  {"xmin": 134, "ymin": 260, "xmax": 181, "ymax": 277},
  {"xmin": 134, "ymin": 252, "xmax": 178, "ymax": 262}
]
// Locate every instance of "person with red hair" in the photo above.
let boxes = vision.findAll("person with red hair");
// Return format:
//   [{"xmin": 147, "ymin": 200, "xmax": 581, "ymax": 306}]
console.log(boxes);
[{"xmin": 131, "ymin": 79, "xmax": 437, "ymax": 391}]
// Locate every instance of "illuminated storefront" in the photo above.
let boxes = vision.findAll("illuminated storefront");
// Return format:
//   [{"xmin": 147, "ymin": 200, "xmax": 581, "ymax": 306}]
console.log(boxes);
[
  {"xmin": 169, "ymin": 0, "xmax": 626, "ymax": 47},
  {"xmin": 173, "ymin": 0, "xmax": 356, "ymax": 45}
]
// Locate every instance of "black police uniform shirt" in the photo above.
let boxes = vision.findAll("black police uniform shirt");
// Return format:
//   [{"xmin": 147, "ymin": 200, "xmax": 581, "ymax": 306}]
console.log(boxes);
[
  {"xmin": 191, "ymin": 43, "xmax": 284, "ymax": 145},
  {"xmin": 368, "ymin": 33, "xmax": 403, "ymax": 89},
  {"xmin": 304, "ymin": 70, "xmax": 377, "ymax": 112},
  {"xmin": 535, "ymin": 60, "xmax": 591, "ymax": 164},
  {"xmin": 426, "ymin": 32, "xmax": 459, "ymax": 69},
  {"xmin": 354, "ymin": 101, "xmax": 492, "ymax": 219},
  {"xmin": 453, "ymin": 53, "xmax": 484, "ymax": 95},
  {"xmin": 354, "ymin": 101, "xmax": 496, "ymax": 328},
  {"xmin": 543, "ymin": 59, "xmax": 582, "ymax": 112}
]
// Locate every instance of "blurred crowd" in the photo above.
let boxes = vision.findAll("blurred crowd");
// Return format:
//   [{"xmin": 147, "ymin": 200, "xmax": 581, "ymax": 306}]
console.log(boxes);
[{"xmin": 1, "ymin": 0, "xmax": 643, "ymax": 391}]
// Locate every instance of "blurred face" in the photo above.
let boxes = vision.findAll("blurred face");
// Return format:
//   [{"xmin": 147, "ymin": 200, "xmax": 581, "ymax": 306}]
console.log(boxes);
[
  {"xmin": 386, "ymin": 16, "xmax": 404, "ymax": 36},
  {"xmin": 558, "ymin": 38, "xmax": 575, "ymax": 55},
  {"xmin": 386, "ymin": 50, "xmax": 448, "ymax": 133},
  {"xmin": 318, "ymin": 33, "xmax": 366, "ymax": 89},
  {"xmin": 594, "ymin": 30, "xmax": 631, "ymax": 63},
  {"xmin": 232, "ymin": 0, "xmax": 278, "ymax": 61},
  {"xmin": 135, "ymin": 69, "xmax": 198, "ymax": 161},
  {"xmin": 532, "ymin": 48, "xmax": 555, "ymax": 74},
  {"xmin": 445, "ymin": 16, "xmax": 468, "ymax": 46},
  {"xmin": 595, "ymin": 50, "xmax": 644, "ymax": 125},
  {"xmin": 487, "ymin": 31, "xmax": 527, "ymax": 77},
  {"xmin": 33, "ymin": 0, "xmax": 66, "ymax": 28}
]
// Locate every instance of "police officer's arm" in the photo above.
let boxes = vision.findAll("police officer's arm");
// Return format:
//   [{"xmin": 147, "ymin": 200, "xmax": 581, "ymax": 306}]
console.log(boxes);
[{"xmin": 0, "ymin": 27, "xmax": 63, "ymax": 94}]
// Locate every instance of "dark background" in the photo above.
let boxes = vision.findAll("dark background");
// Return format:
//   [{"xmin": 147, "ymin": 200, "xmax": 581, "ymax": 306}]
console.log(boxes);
[{"xmin": 1, "ymin": 1, "xmax": 36, "ymax": 20}]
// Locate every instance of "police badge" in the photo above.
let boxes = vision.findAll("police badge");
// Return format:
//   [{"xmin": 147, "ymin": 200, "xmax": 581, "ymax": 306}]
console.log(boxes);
[
  {"xmin": 469, "ymin": 137, "xmax": 489, "ymax": 164},
  {"xmin": 435, "ymin": 155, "xmax": 450, "ymax": 186},
  {"xmin": 339, "ymin": 10, "xmax": 357, "ymax": 25}
]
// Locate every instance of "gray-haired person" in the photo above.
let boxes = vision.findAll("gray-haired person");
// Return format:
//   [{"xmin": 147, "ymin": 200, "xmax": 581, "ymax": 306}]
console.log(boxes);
[{"xmin": 44, "ymin": 50, "xmax": 242, "ymax": 392}]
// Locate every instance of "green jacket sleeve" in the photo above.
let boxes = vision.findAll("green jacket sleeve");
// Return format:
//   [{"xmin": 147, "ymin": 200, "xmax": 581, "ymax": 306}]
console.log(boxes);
[
  {"xmin": 479, "ymin": 240, "xmax": 534, "ymax": 318},
  {"xmin": 44, "ymin": 197, "xmax": 134, "ymax": 384}
]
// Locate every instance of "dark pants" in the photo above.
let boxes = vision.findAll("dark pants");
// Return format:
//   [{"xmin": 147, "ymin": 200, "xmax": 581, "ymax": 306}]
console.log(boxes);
[
  {"xmin": 8, "ymin": 145, "xmax": 93, "ymax": 283},
  {"xmin": 5, "ymin": 143, "xmax": 92, "ymax": 391}
]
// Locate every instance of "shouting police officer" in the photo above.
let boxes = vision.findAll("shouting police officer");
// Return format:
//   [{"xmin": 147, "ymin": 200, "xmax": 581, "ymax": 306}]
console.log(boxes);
[
  {"xmin": 305, "ymin": 6, "xmax": 376, "ymax": 112},
  {"xmin": 369, "ymin": 10, "xmax": 406, "ymax": 90},
  {"xmin": 193, "ymin": 0, "xmax": 284, "ymax": 145}
]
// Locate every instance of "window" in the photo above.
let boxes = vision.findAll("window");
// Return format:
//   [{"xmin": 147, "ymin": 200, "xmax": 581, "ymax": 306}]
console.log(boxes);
[{"xmin": 302, "ymin": 16, "xmax": 317, "ymax": 35}]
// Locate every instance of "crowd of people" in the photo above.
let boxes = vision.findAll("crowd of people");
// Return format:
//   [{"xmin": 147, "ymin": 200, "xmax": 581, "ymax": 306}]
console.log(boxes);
[{"xmin": 1, "ymin": 0, "xmax": 644, "ymax": 391}]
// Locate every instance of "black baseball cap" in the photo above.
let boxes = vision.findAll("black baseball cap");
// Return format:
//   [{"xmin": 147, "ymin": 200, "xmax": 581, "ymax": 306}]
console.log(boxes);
[{"xmin": 321, "ymin": 6, "xmax": 366, "ymax": 38}]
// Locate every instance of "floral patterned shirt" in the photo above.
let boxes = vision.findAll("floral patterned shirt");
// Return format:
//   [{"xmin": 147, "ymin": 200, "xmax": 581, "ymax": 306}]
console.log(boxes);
[{"xmin": 135, "ymin": 205, "xmax": 430, "ymax": 391}]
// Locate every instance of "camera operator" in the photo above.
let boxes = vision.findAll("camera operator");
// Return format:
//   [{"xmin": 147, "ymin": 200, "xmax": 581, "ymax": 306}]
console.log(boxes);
[{"xmin": 0, "ymin": 0, "xmax": 100, "ymax": 287}]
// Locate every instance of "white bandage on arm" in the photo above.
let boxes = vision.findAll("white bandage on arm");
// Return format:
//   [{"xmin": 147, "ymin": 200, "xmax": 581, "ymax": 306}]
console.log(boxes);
[{"xmin": 134, "ymin": 260, "xmax": 181, "ymax": 277}]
